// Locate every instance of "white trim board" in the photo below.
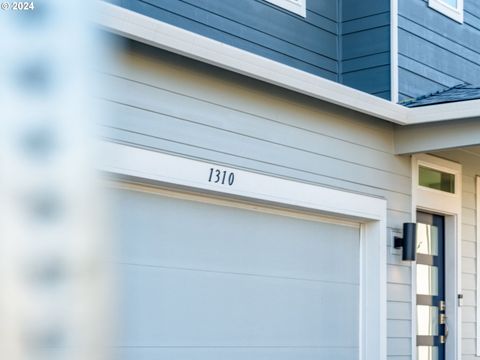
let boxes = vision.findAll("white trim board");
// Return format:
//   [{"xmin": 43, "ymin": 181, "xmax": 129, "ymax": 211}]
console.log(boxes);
[
  {"xmin": 99, "ymin": 142, "xmax": 387, "ymax": 220},
  {"xmin": 390, "ymin": 0, "xmax": 399, "ymax": 104},
  {"xmin": 95, "ymin": 1, "xmax": 480, "ymax": 126},
  {"xmin": 99, "ymin": 141, "xmax": 387, "ymax": 360}
]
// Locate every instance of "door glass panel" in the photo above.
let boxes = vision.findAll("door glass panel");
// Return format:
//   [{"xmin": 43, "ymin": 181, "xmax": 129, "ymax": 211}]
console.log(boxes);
[
  {"xmin": 417, "ymin": 305, "xmax": 439, "ymax": 335},
  {"xmin": 417, "ymin": 224, "xmax": 438, "ymax": 256},
  {"xmin": 417, "ymin": 264, "xmax": 439, "ymax": 296},
  {"xmin": 417, "ymin": 346, "xmax": 439, "ymax": 360}
]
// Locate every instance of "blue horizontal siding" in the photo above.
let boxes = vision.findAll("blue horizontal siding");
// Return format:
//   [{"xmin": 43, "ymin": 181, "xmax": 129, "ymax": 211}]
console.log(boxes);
[
  {"xmin": 398, "ymin": 54, "xmax": 463, "ymax": 88},
  {"xmin": 309, "ymin": 0, "xmax": 338, "ymax": 22},
  {"xmin": 343, "ymin": 65, "xmax": 391, "ymax": 95},
  {"xmin": 107, "ymin": 0, "xmax": 396, "ymax": 99},
  {"xmin": 342, "ymin": 12, "xmax": 390, "ymax": 35},
  {"xmin": 105, "ymin": 0, "xmax": 408, "ymax": 99},
  {"xmin": 182, "ymin": 0, "xmax": 338, "ymax": 40},
  {"xmin": 398, "ymin": 0, "xmax": 480, "ymax": 99},
  {"xmin": 465, "ymin": 1, "xmax": 480, "ymax": 32},
  {"xmin": 118, "ymin": 0, "xmax": 339, "ymax": 80},
  {"xmin": 372, "ymin": 90, "xmax": 391, "ymax": 99},
  {"xmin": 398, "ymin": 29, "xmax": 480, "ymax": 87},
  {"xmin": 398, "ymin": 16, "xmax": 480, "ymax": 65},
  {"xmin": 343, "ymin": 52, "xmax": 390, "ymax": 73},
  {"xmin": 343, "ymin": 26, "xmax": 390, "ymax": 60},
  {"xmin": 342, "ymin": 0, "xmax": 389, "ymax": 21},
  {"xmin": 340, "ymin": 0, "xmax": 390, "ymax": 99},
  {"xmin": 398, "ymin": 67, "xmax": 448, "ymax": 99}
]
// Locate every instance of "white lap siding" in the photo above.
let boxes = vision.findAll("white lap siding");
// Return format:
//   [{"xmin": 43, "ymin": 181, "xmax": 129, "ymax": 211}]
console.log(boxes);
[{"xmin": 99, "ymin": 38, "xmax": 412, "ymax": 359}]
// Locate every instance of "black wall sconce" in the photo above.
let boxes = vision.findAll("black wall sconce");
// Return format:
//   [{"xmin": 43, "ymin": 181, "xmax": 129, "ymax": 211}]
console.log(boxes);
[{"xmin": 394, "ymin": 223, "xmax": 417, "ymax": 261}]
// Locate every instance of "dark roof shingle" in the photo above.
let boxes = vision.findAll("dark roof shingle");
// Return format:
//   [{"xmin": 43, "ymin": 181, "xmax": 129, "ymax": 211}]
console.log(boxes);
[{"xmin": 400, "ymin": 84, "xmax": 480, "ymax": 108}]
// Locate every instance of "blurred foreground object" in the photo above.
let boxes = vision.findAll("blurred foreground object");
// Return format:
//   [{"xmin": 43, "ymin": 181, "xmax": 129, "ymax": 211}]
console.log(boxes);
[{"xmin": 0, "ymin": 1, "xmax": 110, "ymax": 360}]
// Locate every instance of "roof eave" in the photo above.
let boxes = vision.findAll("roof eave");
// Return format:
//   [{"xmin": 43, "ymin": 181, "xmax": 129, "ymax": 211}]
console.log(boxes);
[
  {"xmin": 95, "ymin": 2, "xmax": 480, "ymax": 126},
  {"xmin": 407, "ymin": 99, "xmax": 480, "ymax": 123}
]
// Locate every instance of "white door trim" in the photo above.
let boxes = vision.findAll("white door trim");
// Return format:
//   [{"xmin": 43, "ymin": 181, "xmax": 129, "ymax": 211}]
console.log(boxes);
[
  {"xmin": 411, "ymin": 153, "xmax": 462, "ymax": 360},
  {"xmin": 99, "ymin": 141, "xmax": 387, "ymax": 360}
]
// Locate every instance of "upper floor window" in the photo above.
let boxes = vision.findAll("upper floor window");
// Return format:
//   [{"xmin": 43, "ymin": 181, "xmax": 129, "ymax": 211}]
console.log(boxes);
[
  {"xmin": 264, "ymin": 0, "xmax": 306, "ymax": 17},
  {"xmin": 428, "ymin": 0, "xmax": 464, "ymax": 23}
]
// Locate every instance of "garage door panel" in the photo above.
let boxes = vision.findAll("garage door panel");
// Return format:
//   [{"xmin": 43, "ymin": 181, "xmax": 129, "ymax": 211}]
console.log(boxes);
[
  {"xmin": 119, "ymin": 264, "xmax": 359, "ymax": 348},
  {"xmin": 112, "ymin": 189, "xmax": 360, "ymax": 284},
  {"xmin": 116, "ymin": 347, "xmax": 358, "ymax": 360}
]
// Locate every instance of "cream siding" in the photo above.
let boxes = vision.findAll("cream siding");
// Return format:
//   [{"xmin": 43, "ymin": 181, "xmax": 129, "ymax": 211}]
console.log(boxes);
[{"xmin": 100, "ymin": 38, "xmax": 474, "ymax": 359}]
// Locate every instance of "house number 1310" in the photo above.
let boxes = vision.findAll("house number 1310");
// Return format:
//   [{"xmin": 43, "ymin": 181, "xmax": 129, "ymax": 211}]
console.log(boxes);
[{"xmin": 208, "ymin": 168, "xmax": 235, "ymax": 186}]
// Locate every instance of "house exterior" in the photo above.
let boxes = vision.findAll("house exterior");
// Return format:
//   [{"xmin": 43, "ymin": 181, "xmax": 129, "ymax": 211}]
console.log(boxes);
[{"xmin": 94, "ymin": 1, "xmax": 480, "ymax": 360}]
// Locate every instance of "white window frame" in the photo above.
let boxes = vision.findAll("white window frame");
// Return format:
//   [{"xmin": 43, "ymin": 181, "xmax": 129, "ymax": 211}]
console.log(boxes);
[
  {"xmin": 264, "ymin": 0, "xmax": 306, "ymax": 17},
  {"xmin": 411, "ymin": 154, "xmax": 462, "ymax": 360},
  {"xmin": 428, "ymin": 0, "xmax": 464, "ymax": 23},
  {"xmin": 99, "ymin": 141, "xmax": 387, "ymax": 360}
]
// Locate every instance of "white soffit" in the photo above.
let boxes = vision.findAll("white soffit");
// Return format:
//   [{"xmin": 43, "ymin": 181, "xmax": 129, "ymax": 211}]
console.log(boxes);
[{"xmin": 95, "ymin": 2, "xmax": 480, "ymax": 126}]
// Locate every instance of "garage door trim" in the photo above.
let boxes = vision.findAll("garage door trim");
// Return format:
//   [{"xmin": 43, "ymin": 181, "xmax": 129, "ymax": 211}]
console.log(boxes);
[{"xmin": 100, "ymin": 141, "xmax": 387, "ymax": 360}]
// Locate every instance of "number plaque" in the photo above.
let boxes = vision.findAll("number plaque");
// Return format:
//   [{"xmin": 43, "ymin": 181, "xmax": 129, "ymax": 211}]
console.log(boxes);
[{"xmin": 208, "ymin": 167, "xmax": 235, "ymax": 186}]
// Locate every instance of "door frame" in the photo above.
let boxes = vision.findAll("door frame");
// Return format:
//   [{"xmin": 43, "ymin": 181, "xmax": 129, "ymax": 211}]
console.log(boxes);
[
  {"xmin": 100, "ymin": 141, "xmax": 388, "ymax": 360},
  {"xmin": 411, "ymin": 154, "xmax": 462, "ymax": 360}
]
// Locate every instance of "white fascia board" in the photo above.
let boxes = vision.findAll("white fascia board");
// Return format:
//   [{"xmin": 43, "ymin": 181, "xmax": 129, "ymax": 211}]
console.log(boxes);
[
  {"xmin": 394, "ymin": 117, "xmax": 480, "ymax": 154},
  {"xmin": 95, "ymin": 2, "xmax": 480, "ymax": 126},
  {"xmin": 407, "ymin": 99, "xmax": 480, "ymax": 123},
  {"xmin": 95, "ymin": 2, "xmax": 408, "ymax": 124}
]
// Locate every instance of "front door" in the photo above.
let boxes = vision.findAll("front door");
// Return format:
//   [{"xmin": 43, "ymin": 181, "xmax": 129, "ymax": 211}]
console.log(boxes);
[{"xmin": 416, "ymin": 212, "xmax": 446, "ymax": 360}]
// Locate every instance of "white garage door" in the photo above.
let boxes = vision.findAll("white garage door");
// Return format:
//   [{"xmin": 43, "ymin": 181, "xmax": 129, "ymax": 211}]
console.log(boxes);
[{"xmin": 111, "ymin": 186, "xmax": 361, "ymax": 360}]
